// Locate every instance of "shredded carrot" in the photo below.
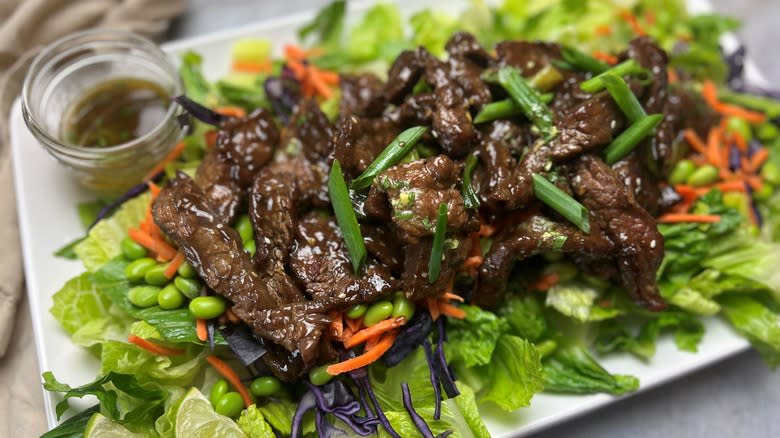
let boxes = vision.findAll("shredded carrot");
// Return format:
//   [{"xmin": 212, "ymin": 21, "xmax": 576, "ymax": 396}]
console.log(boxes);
[
  {"xmin": 644, "ymin": 10, "xmax": 656, "ymax": 26},
  {"xmin": 329, "ymin": 311, "xmax": 344, "ymax": 340},
  {"xmin": 531, "ymin": 272, "xmax": 560, "ymax": 291},
  {"xmin": 147, "ymin": 181, "xmax": 161, "ymax": 198},
  {"xmin": 707, "ymin": 126, "xmax": 723, "ymax": 168},
  {"xmin": 144, "ymin": 141, "xmax": 185, "ymax": 181},
  {"xmin": 284, "ymin": 44, "xmax": 309, "ymax": 61},
  {"xmin": 479, "ymin": 223, "xmax": 496, "ymax": 237},
  {"xmin": 748, "ymin": 148, "xmax": 769, "ymax": 173},
  {"xmin": 683, "ymin": 130, "xmax": 708, "ymax": 155},
  {"xmin": 714, "ymin": 180, "xmax": 748, "ymax": 192},
  {"xmin": 205, "ymin": 130, "xmax": 218, "ymax": 148},
  {"xmin": 345, "ymin": 317, "xmax": 363, "ymax": 334},
  {"xmin": 365, "ymin": 336, "xmax": 381, "ymax": 350},
  {"xmin": 427, "ymin": 298, "xmax": 441, "ymax": 321},
  {"xmin": 232, "ymin": 60, "xmax": 272, "ymax": 73},
  {"xmin": 658, "ymin": 213, "xmax": 721, "ymax": 223},
  {"xmin": 673, "ymin": 184, "xmax": 698, "ymax": 199},
  {"xmin": 619, "ymin": 9, "xmax": 646, "ymax": 36},
  {"xmin": 196, "ymin": 318, "xmax": 208, "ymax": 342},
  {"xmin": 206, "ymin": 355, "xmax": 253, "ymax": 407},
  {"xmin": 308, "ymin": 68, "xmax": 333, "ymax": 99},
  {"xmin": 317, "ymin": 70, "xmax": 339, "ymax": 85},
  {"xmin": 667, "ymin": 68, "xmax": 679, "ymax": 84},
  {"xmin": 327, "ymin": 330, "xmax": 399, "ymax": 376},
  {"xmin": 127, "ymin": 334, "xmax": 184, "ymax": 356},
  {"xmin": 128, "ymin": 228, "xmax": 177, "ymax": 261},
  {"xmin": 286, "ymin": 59, "xmax": 306, "ymax": 80},
  {"xmin": 442, "ymin": 292, "xmax": 464, "ymax": 303},
  {"xmin": 732, "ymin": 131, "xmax": 748, "ymax": 152},
  {"xmin": 701, "ymin": 80, "xmax": 767, "ymax": 124},
  {"xmin": 746, "ymin": 175, "xmax": 763, "ymax": 191},
  {"xmin": 592, "ymin": 51, "xmax": 618, "ymax": 65},
  {"xmin": 165, "ymin": 251, "xmax": 185, "ymax": 279},
  {"xmin": 343, "ymin": 316, "xmax": 407, "ymax": 348},
  {"xmin": 215, "ymin": 106, "xmax": 247, "ymax": 119},
  {"xmin": 463, "ymin": 256, "xmax": 483, "ymax": 269},
  {"xmin": 225, "ymin": 308, "xmax": 240, "ymax": 325},
  {"xmin": 439, "ymin": 303, "xmax": 466, "ymax": 319},
  {"xmin": 594, "ymin": 24, "xmax": 612, "ymax": 37}
]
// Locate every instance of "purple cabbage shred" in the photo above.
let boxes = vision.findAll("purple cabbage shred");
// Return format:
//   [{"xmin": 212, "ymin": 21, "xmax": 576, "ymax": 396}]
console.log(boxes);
[
  {"xmin": 422, "ymin": 339, "xmax": 442, "ymax": 420},
  {"xmin": 172, "ymin": 95, "xmax": 225, "ymax": 126},
  {"xmin": 401, "ymin": 382, "xmax": 435, "ymax": 438},
  {"xmin": 744, "ymin": 182, "xmax": 764, "ymax": 227},
  {"xmin": 88, "ymin": 171, "xmax": 164, "ymax": 229},
  {"xmin": 263, "ymin": 74, "xmax": 302, "ymax": 123},
  {"xmin": 729, "ymin": 145, "xmax": 741, "ymax": 172},
  {"xmin": 434, "ymin": 318, "xmax": 460, "ymax": 398},
  {"xmin": 383, "ymin": 311, "xmax": 434, "ymax": 367}
]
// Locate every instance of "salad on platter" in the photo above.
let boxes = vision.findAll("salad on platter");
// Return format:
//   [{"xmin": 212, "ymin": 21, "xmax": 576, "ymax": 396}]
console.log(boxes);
[{"xmin": 41, "ymin": 0, "xmax": 780, "ymax": 437}]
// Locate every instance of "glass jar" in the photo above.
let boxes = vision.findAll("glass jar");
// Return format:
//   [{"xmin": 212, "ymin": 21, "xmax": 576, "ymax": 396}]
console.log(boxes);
[{"xmin": 21, "ymin": 30, "xmax": 182, "ymax": 195}]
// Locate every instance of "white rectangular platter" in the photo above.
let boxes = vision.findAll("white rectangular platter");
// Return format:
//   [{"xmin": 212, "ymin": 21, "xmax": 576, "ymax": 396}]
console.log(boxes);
[{"xmin": 10, "ymin": 0, "xmax": 765, "ymax": 435}]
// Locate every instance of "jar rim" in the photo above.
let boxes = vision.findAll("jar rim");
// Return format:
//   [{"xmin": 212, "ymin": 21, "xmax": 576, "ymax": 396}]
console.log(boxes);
[{"xmin": 21, "ymin": 29, "xmax": 182, "ymax": 158}]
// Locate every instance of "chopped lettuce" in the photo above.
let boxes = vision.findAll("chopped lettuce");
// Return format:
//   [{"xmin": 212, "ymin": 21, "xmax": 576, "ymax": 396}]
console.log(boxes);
[
  {"xmin": 298, "ymin": 0, "xmax": 346, "ymax": 46},
  {"xmin": 498, "ymin": 295, "xmax": 548, "ymax": 341},
  {"xmin": 346, "ymin": 4, "xmax": 405, "ymax": 63},
  {"xmin": 237, "ymin": 405, "xmax": 275, "ymax": 438},
  {"xmin": 256, "ymin": 399, "xmax": 297, "ymax": 436},
  {"xmin": 446, "ymin": 304, "xmax": 509, "ymax": 367},
  {"xmin": 543, "ymin": 344, "xmax": 639, "ymax": 395},
  {"xmin": 596, "ymin": 312, "xmax": 704, "ymax": 359},
  {"xmin": 180, "ymin": 51, "xmax": 213, "ymax": 104},
  {"xmin": 409, "ymin": 10, "xmax": 458, "ymax": 57},
  {"xmin": 545, "ymin": 282, "xmax": 621, "ymax": 322},
  {"xmin": 718, "ymin": 295, "xmax": 780, "ymax": 368},
  {"xmin": 475, "ymin": 335, "xmax": 544, "ymax": 411}
]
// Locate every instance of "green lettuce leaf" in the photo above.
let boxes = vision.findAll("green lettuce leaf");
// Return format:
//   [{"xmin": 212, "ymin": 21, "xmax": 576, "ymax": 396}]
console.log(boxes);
[
  {"xmin": 543, "ymin": 344, "xmax": 638, "ymax": 395},
  {"xmin": 409, "ymin": 10, "xmax": 458, "ymax": 57},
  {"xmin": 477, "ymin": 335, "xmax": 544, "ymax": 411},
  {"xmin": 545, "ymin": 282, "xmax": 621, "ymax": 322},
  {"xmin": 346, "ymin": 4, "xmax": 405, "ymax": 63},
  {"xmin": 153, "ymin": 387, "xmax": 186, "ymax": 438},
  {"xmin": 100, "ymin": 340, "xmax": 205, "ymax": 387},
  {"xmin": 74, "ymin": 193, "xmax": 150, "ymax": 272},
  {"xmin": 256, "ymin": 399, "xmax": 297, "ymax": 436},
  {"xmin": 180, "ymin": 51, "xmax": 214, "ymax": 104},
  {"xmin": 596, "ymin": 312, "xmax": 704, "ymax": 359},
  {"xmin": 718, "ymin": 295, "xmax": 780, "ymax": 368},
  {"xmin": 446, "ymin": 305, "xmax": 508, "ymax": 367},
  {"xmin": 40, "ymin": 405, "xmax": 100, "ymax": 438},
  {"xmin": 237, "ymin": 405, "xmax": 275, "ymax": 438},
  {"xmin": 497, "ymin": 295, "xmax": 548, "ymax": 341},
  {"xmin": 298, "ymin": 0, "xmax": 345, "ymax": 46}
]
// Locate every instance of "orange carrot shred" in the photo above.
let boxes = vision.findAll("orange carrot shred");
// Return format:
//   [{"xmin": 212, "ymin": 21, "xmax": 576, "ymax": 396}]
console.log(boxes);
[
  {"xmin": 196, "ymin": 319, "xmax": 208, "ymax": 342},
  {"xmin": 327, "ymin": 330, "xmax": 399, "ymax": 376},
  {"xmin": 439, "ymin": 303, "xmax": 466, "ymax": 319},
  {"xmin": 205, "ymin": 130, "xmax": 218, "ymax": 148},
  {"xmin": 683, "ymin": 130, "xmax": 708, "ymax": 155},
  {"xmin": 619, "ymin": 9, "xmax": 646, "ymax": 36},
  {"xmin": 707, "ymin": 127, "xmax": 722, "ymax": 168},
  {"xmin": 748, "ymin": 148, "xmax": 769, "ymax": 173},
  {"xmin": 479, "ymin": 223, "xmax": 497, "ymax": 237},
  {"xmin": 128, "ymin": 334, "xmax": 184, "ymax": 356},
  {"xmin": 286, "ymin": 59, "xmax": 306, "ymax": 80},
  {"xmin": 225, "ymin": 308, "xmax": 240, "ymax": 325},
  {"xmin": 594, "ymin": 25, "xmax": 612, "ymax": 36},
  {"xmin": 701, "ymin": 80, "xmax": 767, "ymax": 123},
  {"xmin": 532, "ymin": 272, "xmax": 560, "ymax": 291},
  {"xmin": 284, "ymin": 44, "xmax": 308, "ymax": 61},
  {"xmin": 308, "ymin": 68, "xmax": 333, "ymax": 99},
  {"xmin": 329, "ymin": 311, "xmax": 344, "ymax": 340},
  {"xmin": 343, "ymin": 317, "xmax": 407, "ymax": 349},
  {"xmin": 442, "ymin": 292, "xmax": 465, "ymax": 303},
  {"xmin": 732, "ymin": 131, "xmax": 748, "ymax": 152},
  {"xmin": 232, "ymin": 60, "xmax": 272, "ymax": 73},
  {"xmin": 714, "ymin": 181, "xmax": 748, "ymax": 192},
  {"xmin": 128, "ymin": 228, "xmax": 177, "ymax": 260},
  {"xmin": 206, "ymin": 355, "xmax": 253, "ymax": 407},
  {"xmin": 147, "ymin": 181, "xmax": 162, "ymax": 198},
  {"xmin": 345, "ymin": 317, "xmax": 363, "ymax": 334},
  {"xmin": 144, "ymin": 141, "xmax": 185, "ymax": 181},
  {"xmin": 427, "ymin": 298, "xmax": 441, "ymax": 321},
  {"xmin": 644, "ymin": 10, "xmax": 656, "ymax": 26},
  {"xmin": 592, "ymin": 51, "xmax": 618, "ymax": 65},
  {"xmin": 463, "ymin": 256, "xmax": 483, "ymax": 270},
  {"xmin": 667, "ymin": 68, "xmax": 679, "ymax": 84},
  {"xmin": 658, "ymin": 213, "xmax": 721, "ymax": 223},
  {"xmin": 215, "ymin": 106, "xmax": 247, "ymax": 118},
  {"xmin": 165, "ymin": 252, "xmax": 185, "ymax": 278}
]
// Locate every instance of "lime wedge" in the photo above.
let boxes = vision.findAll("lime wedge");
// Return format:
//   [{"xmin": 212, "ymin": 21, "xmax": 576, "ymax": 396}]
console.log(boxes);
[
  {"xmin": 176, "ymin": 387, "xmax": 247, "ymax": 438},
  {"xmin": 84, "ymin": 413, "xmax": 142, "ymax": 438}
]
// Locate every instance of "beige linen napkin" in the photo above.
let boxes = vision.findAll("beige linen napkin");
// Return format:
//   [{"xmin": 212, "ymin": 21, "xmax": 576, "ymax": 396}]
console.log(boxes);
[{"xmin": 0, "ymin": 0, "xmax": 185, "ymax": 357}]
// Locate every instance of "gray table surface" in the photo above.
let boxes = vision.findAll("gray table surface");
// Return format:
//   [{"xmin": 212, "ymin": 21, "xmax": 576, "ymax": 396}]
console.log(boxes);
[{"xmin": 170, "ymin": 2, "xmax": 780, "ymax": 437}]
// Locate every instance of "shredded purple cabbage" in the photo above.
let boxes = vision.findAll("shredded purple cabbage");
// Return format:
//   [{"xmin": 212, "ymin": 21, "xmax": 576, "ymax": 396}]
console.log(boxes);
[
  {"xmin": 291, "ymin": 391, "xmax": 316, "ymax": 438},
  {"xmin": 383, "ymin": 311, "xmax": 434, "ymax": 367},
  {"xmin": 729, "ymin": 145, "xmax": 742, "ymax": 172},
  {"xmin": 348, "ymin": 369, "xmax": 400, "ymax": 438},
  {"xmin": 434, "ymin": 318, "xmax": 460, "ymax": 398},
  {"xmin": 401, "ymin": 382, "xmax": 435, "ymax": 438},
  {"xmin": 744, "ymin": 182, "xmax": 764, "ymax": 227},
  {"xmin": 173, "ymin": 95, "xmax": 225, "ymax": 126},
  {"xmin": 263, "ymin": 75, "xmax": 302, "ymax": 123},
  {"xmin": 422, "ymin": 339, "xmax": 443, "ymax": 420},
  {"xmin": 87, "ymin": 171, "xmax": 164, "ymax": 229}
]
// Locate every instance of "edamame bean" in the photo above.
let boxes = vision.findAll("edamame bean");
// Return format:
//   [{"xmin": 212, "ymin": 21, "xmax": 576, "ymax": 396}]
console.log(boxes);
[
  {"xmin": 124, "ymin": 258, "xmax": 157, "ymax": 282},
  {"xmin": 753, "ymin": 183, "xmax": 773, "ymax": 201},
  {"xmin": 363, "ymin": 301, "xmax": 393, "ymax": 326},
  {"xmin": 215, "ymin": 392, "xmax": 244, "ymax": 418},
  {"xmin": 686, "ymin": 164, "xmax": 719, "ymax": 187},
  {"xmin": 761, "ymin": 162, "xmax": 780, "ymax": 185},
  {"xmin": 128, "ymin": 285, "xmax": 161, "ymax": 308},
  {"xmin": 250, "ymin": 376, "xmax": 281, "ymax": 397},
  {"xmin": 244, "ymin": 239, "xmax": 256, "ymax": 257},
  {"xmin": 210, "ymin": 379, "xmax": 229, "ymax": 407},
  {"xmin": 175, "ymin": 276, "xmax": 202, "ymax": 299},
  {"xmin": 726, "ymin": 116, "xmax": 752, "ymax": 143},
  {"xmin": 758, "ymin": 123, "xmax": 779, "ymax": 142},
  {"xmin": 309, "ymin": 364, "xmax": 334, "ymax": 386},
  {"xmin": 235, "ymin": 215, "xmax": 254, "ymax": 244},
  {"xmin": 668, "ymin": 159, "xmax": 696, "ymax": 185},
  {"xmin": 158, "ymin": 284, "xmax": 185, "ymax": 310},
  {"xmin": 177, "ymin": 262, "xmax": 196, "ymax": 278},
  {"xmin": 121, "ymin": 237, "xmax": 147, "ymax": 260},
  {"xmin": 144, "ymin": 264, "xmax": 170, "ymax": 286},
  {"xmin": 345, "ymin": 304, "xmax": 367, "ymax": 320},
  {"xmin": 189, "ymin": 296, "xmax": 227, "ymax": 319},
  {"xmin": 391, "ymin": 293, "xmax": 415, "ymax": 321}
]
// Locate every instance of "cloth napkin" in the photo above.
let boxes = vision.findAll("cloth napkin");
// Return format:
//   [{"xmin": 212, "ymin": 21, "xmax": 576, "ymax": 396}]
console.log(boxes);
[{"xmin": 0, "ymin": 0, "xmax": 186, "ymax": 357}]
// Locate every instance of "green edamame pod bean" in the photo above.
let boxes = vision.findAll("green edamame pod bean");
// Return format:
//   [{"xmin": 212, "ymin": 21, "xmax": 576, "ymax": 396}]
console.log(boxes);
[
  {"xmin": 363, "ymin": 301, "xmax": 393, "ymax": 326},
  {"xmin": 175, "ymin": 276, "xmax": 202, "ymax": 299},
  {"xmin": 124, "ymin": 258, "xmax": 157, "ymax": 282},
  {"xmin": 758, "ymin": 123, "xmax": 779, "ymax": 142},
  {"xmin": 753, "ymin": 183, "xmax": 773, "ymax": 201},
  {"xmin": 235, "ymin": 215, "xmax": 254, "ymax": 244},
  {"xmin": 309, "ymin": 364, "xmax": 334, "ymax": 386},
  {"xmin": 250, "ymin": 376, "xmax": 281, "ymax": 397},
  {"xmin": 726, "ymin": 116, "xmax": 753, "ymax": 143},
  {"xmin": 128, "ymin": 285, "xmax": 161, "ymax": 308},
  {"xmin": 210, "ymin": 379, "xmax": 229, "ymax": 407},
  {"xmin": 668, "ymin": 159, "xmax": 696, "ymax": 185},
  {"xmin": 177, "ymin": 262, "xmax": 196, "ymax": 278},
  {"xmin": 158, "ymin": 284, "xmax": 185, "ymax": 310},
  {"xmin": 761, "ymin": 162, "xmax": 780, "ymax": 185},
  {"xmin": 215, "ymin": 392, "xmax": 244, "ymax": 418},
  {"xmin": 144, "ymin": 264, "xmax": 170, "ymax": 286},
  {"xmin": 391, "ymin": 293, "xmax": 415, "ymax": 321},
  {"xmin": 121, "ymin": 237, "xmax": 147, "ymax": 260},
  {"xmin": 345, "ymin": 304, "xmax": 367, "ymax": 320},
  {"xmin": 189, "ymin": 296, "xmax": 227, "ymax": 319},
  {"xmin": 686, "ymin": 164, "xmax": 719, "ymax": 187},
  {"xmin": 244, "ymin": 239, "xmax": 256, "ymax": 257}
]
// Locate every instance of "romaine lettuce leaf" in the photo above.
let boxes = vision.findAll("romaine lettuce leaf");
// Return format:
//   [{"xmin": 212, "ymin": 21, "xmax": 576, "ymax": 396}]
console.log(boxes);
[
  {"xmin": 543, "ymin": 344, "xmax": 639, "ymax": 395},
  {"xmin": 476, "ymin": 335, "xmax": 544, "ymax": 411},
  {"xmin": 346, "ymin": 4, "xmax": 405, "ymax": 63},
  {"xmin": 718, "ymin": 295, "xmax": 780, "ymax": 368},
  {"xmin": 445, "ymin": 304, "xmax": 509, "ymax": 367},
  {"xmin": 237, "ymin": 405, "xmax": 275, "ymax": 438},
  {"xmin": 498, "ymin": 295, "xmax": 548, "ymax": 341},
  {"xmin": 596, "ymin": 312, "xmax": 704, "ymax": 359},
  {"xmin": 409, "ymin": 10, "xmax": 458, "ymax": 57},
  {"xmin": 546, "ymin": 282, "xmax": 621, "ymax": 322},
  {"xmin": 256, "ymin": 399, "xmax": 297, "ymax": 436}
]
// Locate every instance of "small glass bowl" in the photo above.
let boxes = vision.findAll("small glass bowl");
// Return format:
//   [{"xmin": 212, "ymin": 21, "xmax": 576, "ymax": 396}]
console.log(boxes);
[{"xmin": 22, "ymin": 30, "xmax": 182, "ymax": 195}]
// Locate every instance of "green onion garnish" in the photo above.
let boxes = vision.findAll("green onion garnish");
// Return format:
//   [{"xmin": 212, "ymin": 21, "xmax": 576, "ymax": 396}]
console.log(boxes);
[
  {"xmin": 603, "ymin": 114, "xmax": 664, "ymax": 165},
  {"xmin": 351, "ymin": 126, "xmax": 428, "ymax": 190},
  {"xmin": 428, "ymin": 203, "xmax": 448, "ymax": 283},
  {"xmin": 561, "ymin": 47, "xmax": 610, "ymax": 74},
  {"xmin": 580, "ymin": 59, "xmax": 648, "ymax": 93},
  {"xmin": 528, "ymin": 65, "xmax": 564, "ymax": 92},
  {"xmin": 497, "ymin": 67, "xmax": 557, "ymax": 140},
  {"xmin": 600, "ymin": 75, "xmax": 646, "ymax": 123},
  {"xmin": 462, "ymin": 154, "xmax": 480, "ymax": 210},
  {"xmin": 473, "ymin": 93, "xmax": 553, "ymax": 124},
  {"xmin": 329, "ymin": 159, "xmax": 366, "ymax": 273},
  {"xmin": 532, "ymin": 174, "xmax": 590, "ymax": 233}
]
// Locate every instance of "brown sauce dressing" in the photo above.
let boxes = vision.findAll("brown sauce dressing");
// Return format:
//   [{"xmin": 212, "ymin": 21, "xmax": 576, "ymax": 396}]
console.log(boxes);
[{"xmin": 61, "ymin": 78, "xmax": 169, "ymax": 147}]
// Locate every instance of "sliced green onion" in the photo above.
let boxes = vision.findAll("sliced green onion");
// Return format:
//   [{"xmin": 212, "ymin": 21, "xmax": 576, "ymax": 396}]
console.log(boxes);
[
  {"xmin": 462, "ymin": 154, "xmax": 480, "ymax": 210},
  {"xmin": 600, "ymin": 75, "xmax": 646, "ymax": 123},
  {"xmin": 351, "ymin": 126, "xmax": 428, "ymax": 190},
  {"xmin": 428, "ymin": 203, "xmax": 448, "ymax": 283},
  {"xmin": 580, "ymin": 59, "xmax": 648, "ymax": 93},
  {"xmin": 497, "ymin": 67, "xmax": 557, "ymax": 141},
  {"xmin": 603, "ymin": 114, "xmax": 664, "ymax": 165},
  {"xmin": 329, "ymin": 160, "xmax": 366, "ymax": 273},
  {"xmin": 528, "ymin": 65, "xmax": 564, "ymax": 92},
  {"xmin": 474, "ymin": 94, "xmax": 554, "ymax": 124},
  {"xmin": 561, "ymin": 46, "xmax": 610, "ymax": 74},
  {"xmin": 532, "ymin": 174, "xmax": 590, "ymax": 234}
]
